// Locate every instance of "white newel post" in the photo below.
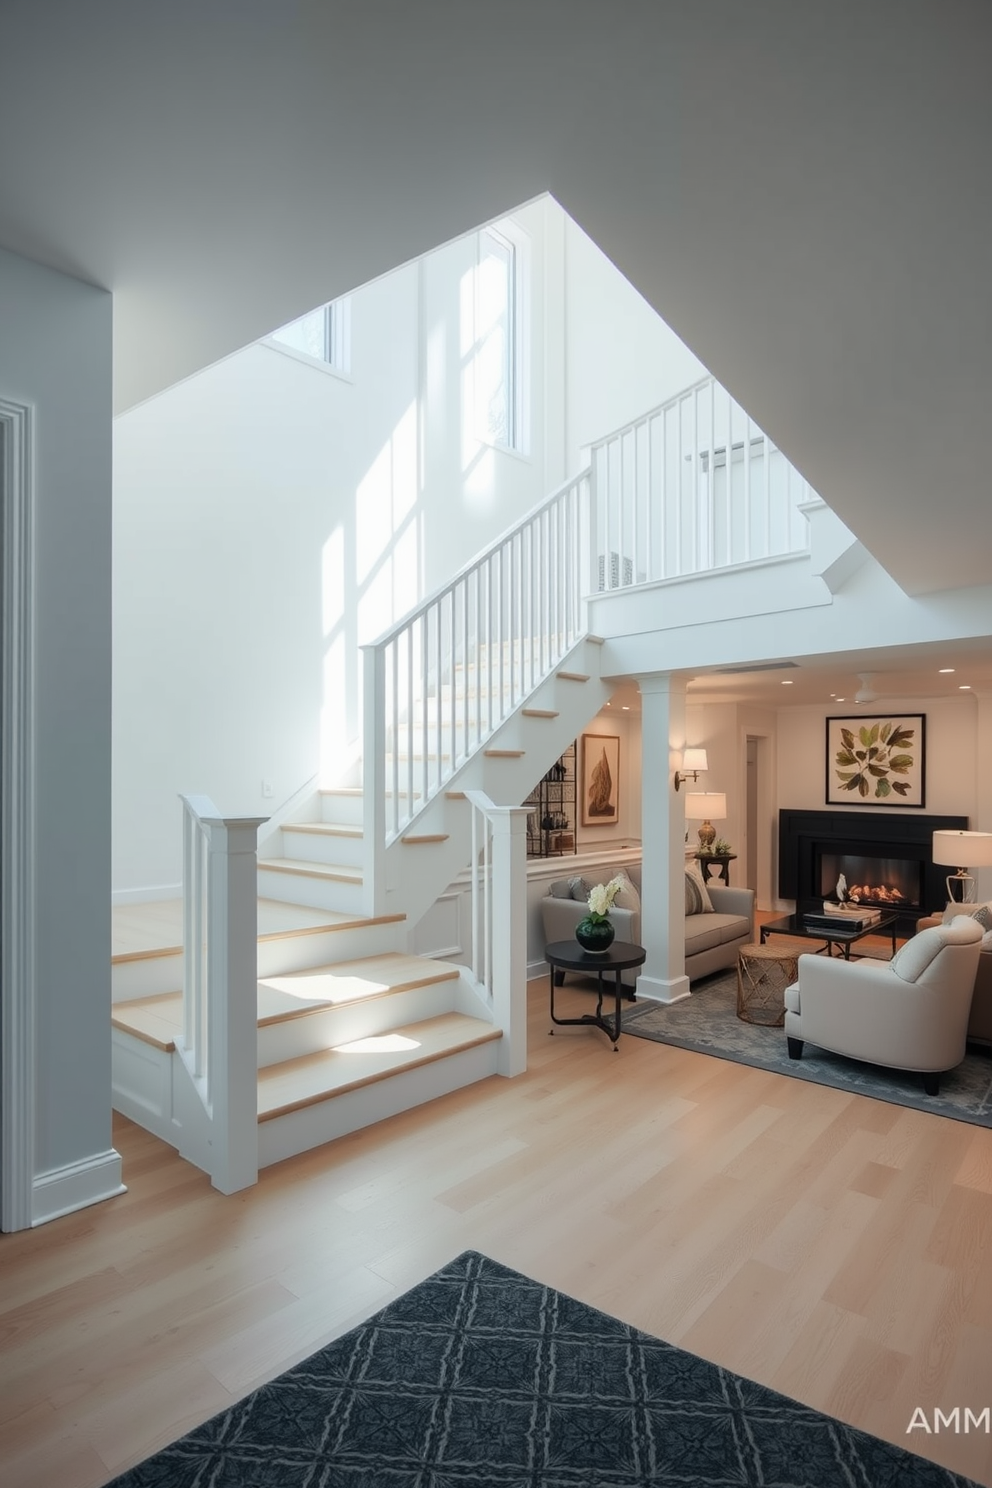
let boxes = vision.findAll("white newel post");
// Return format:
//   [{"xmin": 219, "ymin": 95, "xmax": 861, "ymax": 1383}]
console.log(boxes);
[
  {"xmin": 362, "ymin": 643, "xmax": 386, "ymax": 917},
  {"xmin": 180, "ymin": 796, "xmax": 266, "ymax": 1195},
  {"xmin": 206, "ymin": 815, "xmax": 266, "ymax": 1195},
  {"xmin": 636, "ymin": 674, "xmax": 690, "ymax": 1004},
  {"xmin": 488, "ymin": 805, "xmax": 530, "ymax": 1076}
]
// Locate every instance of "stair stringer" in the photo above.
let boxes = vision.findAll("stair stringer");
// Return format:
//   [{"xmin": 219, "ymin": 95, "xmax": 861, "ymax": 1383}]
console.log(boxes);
[{"xmin": 377, "ymin": 635, "xmax": 612, "ymax": 931}]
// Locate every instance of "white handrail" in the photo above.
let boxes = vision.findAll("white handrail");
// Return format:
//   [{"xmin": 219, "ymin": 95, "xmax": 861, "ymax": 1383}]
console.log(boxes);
[
  {"xmin": 179, "ymin": 794, "xmax": 267, "ymax": 1194},
  {"xmin": 589, "ymin": 375, "xmax": 815, "ymax": 587},
  {"xmin": 464, "ymin": 790, "xmax": 529, "ymax": 1077},
  {"xmin": 362, "ymin": 468, "xmax": 590, "ymax": 860}
]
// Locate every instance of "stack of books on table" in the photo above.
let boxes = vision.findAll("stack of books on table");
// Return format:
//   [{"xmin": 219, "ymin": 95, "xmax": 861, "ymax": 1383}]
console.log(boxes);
[{"xmin": 803, "ymin": 903, "xmax": 882, "ymax": 932}]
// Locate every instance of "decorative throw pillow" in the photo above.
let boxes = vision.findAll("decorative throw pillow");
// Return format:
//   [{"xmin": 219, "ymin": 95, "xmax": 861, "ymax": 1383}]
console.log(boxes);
[
  {"xmin": 686, "ymin": 861, "xmax": 714, "ymax": 914},
  {"xmin": 548, "ymin": 880, "xmax": 572, "ymax": 900},
  {"xmin": 568, "ymin": 875, "xmax": 592, "ymax": 902},
  {"xmin": 684, "ymin": 865, "xmax": 714, "ymax": 916},
  {"xmin": 611, "ymin": 870, "xmax": 640, "ymax": 913},
  {"xmin": 971, "ymin": 903, "xmax": 992, "ymax": 933}
]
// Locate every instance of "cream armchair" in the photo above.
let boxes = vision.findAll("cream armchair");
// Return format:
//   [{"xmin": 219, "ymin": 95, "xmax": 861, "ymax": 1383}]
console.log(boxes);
[{"xmin": 784, "ymin": 915, "xmax": 983, "ymax": 1096}]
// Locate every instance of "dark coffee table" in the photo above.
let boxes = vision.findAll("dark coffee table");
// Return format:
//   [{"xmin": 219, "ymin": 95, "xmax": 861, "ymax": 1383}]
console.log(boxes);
[
  {"xmin": 760, "ymin": 910, "xmax": 899, "ymax": 961},
  {"xmin": 545, "ymin": 940, "xmax": 646, "ymax": 1051}
]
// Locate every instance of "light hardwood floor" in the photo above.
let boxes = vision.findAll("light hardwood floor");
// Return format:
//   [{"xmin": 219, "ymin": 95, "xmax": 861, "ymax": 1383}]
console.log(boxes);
[{"xmin": 3, "ymin": 972, "xmax": 992, "ymax": 1486}]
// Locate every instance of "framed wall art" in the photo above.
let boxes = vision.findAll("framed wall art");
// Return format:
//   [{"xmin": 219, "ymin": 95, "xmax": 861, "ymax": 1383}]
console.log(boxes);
[
  {"xmin": 581, "ymin": 732, "xmax": 620, "ymax": 826},
  {"xmin": 825, "ymin": 714, "xmax": 926, "ymax": 808}
]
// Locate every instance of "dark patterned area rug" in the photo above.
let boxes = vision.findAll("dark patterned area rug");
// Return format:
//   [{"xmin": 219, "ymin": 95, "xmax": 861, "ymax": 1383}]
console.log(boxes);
[
  {"xmin": 623, "ymin": 972, "xmax": 992, "ymax": 1127},
  {"xmin": 106, "ymin": 1250, "xmax": 977, "ymax": 1487}
]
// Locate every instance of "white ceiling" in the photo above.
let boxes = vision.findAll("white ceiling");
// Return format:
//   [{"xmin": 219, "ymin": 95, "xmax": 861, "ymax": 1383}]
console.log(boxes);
[{"xmin": 2, "ymin": 1, "xmax": 991, "ymax": 607}]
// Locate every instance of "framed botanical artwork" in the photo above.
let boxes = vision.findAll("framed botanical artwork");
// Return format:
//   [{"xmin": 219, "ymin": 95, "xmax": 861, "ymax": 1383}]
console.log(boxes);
[
  {"xmin": 581, "ymin": 733, "xmax": 620, "ymax": 826},
  {"xmin": 825, "ymin": 714, "xmax": 926, "ymax": 807}
]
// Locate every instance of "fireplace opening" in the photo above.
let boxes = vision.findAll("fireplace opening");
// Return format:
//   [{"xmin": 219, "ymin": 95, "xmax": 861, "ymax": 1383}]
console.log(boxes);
[{"xmin": 818, "ymin": 851, "xmax": 922, "ymax": 910}]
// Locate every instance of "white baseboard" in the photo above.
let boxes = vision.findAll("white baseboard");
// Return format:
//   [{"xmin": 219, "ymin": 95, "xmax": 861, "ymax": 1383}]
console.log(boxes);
[
  {"xmin": 32, "ymin": 1147, "xmax": 126, "ymax": 1227},
  {"xmin": 112, "ymin": 882, "xmax": 181, "ymax": 907},
  {"xmin": 635, "ymin": 973, "xmax": 690, "ymax": 1005}
]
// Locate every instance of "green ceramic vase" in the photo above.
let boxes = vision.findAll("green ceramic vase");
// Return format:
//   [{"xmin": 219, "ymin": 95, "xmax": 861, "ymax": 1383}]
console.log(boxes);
[{"xmin": 575, "ymin": 916, "xmax": 615, "ymax": 954}]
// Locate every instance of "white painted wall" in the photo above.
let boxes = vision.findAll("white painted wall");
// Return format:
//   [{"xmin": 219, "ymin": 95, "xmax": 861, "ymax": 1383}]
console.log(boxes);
[
  {"xmin": 563, "ymin": 215, "xmax": 707, "ymax": 471},
  {"xmin": 0, "ymin": 246, "xmax": 120, "ymax": 1216}
]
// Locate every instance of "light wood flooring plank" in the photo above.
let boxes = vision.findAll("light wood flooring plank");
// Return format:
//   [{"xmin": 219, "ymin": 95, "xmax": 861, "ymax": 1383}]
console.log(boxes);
[{"xmin": 2, "ymin": 976, "xmax": 992, "ymax": 1486}]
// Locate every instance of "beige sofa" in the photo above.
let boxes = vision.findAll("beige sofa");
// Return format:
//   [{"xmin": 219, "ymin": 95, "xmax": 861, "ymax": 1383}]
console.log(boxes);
[
  {"xmin": 917, "ymin": 906, "xmax": 992, "ymax": 1044},
  {"xmin": 541, "ymin": 863, "xmax": 754, "ymax": 988}
]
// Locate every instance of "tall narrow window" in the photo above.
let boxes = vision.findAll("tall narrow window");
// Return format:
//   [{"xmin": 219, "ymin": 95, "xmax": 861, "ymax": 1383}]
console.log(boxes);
[
  {"xmin": 476, "ymin": 228, "xmax": 517, "ymax": 449},
  {"xmin": 268, "ymin": 297, "xmax": 351, "ymax": 375}
]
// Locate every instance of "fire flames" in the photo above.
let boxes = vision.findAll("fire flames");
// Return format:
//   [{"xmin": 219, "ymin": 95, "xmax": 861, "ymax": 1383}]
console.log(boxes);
[{"xmin": 846, "ymin": 883, "xmax": 907, "ymax": 906}]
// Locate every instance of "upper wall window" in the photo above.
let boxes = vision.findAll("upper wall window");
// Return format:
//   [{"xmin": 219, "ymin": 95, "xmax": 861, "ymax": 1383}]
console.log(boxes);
[
  {"xmin": 475, "ymin": 225, "xmax": 528, "ymax": 453},
  {"xmin": 267, "ymin": 297, "xmax": 351, "ymax": 377}
]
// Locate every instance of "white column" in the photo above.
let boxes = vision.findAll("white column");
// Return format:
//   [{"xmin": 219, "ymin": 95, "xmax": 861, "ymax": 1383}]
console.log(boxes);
[
  {"xmin": 975, "ymin": 690, "xmax": 992, "ymax": 903},
  {"xmin": 635, "ymin": 673, "xmax": 689, "ymax": 1003},
  {"xmin": 488, "ymin": 805, "xmax": 530, "ymax": 1076}
]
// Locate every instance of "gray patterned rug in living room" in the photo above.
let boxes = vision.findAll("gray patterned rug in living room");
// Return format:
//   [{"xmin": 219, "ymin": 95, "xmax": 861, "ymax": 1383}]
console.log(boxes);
[
  {"xmin": 105, "ymin": 1250, "xmax": 979, "ymax": 1487},
  {"xmin": 622, "ymin": 971, "xmax": 992, "ymax": 1128}
]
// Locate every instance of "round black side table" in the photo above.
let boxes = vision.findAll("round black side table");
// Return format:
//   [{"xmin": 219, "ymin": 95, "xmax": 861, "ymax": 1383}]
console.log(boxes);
[{"xmin": 544, "ymin": 940, "xmax": 647, "ymax": 1051}]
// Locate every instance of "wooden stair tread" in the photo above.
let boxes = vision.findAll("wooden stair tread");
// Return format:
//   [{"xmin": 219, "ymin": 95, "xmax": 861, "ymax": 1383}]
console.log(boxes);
[
  {"xmin": 284, "ymin": 822, "xmax": 362, "ymax": 840},
  {"xmin": 257, "ymin": 1013, "xmax": 501, "ymax": 1120},
  {"xmin": 556, "ymin": 670, "xmax": 590, "ymax": 682},
  {"xmin": 112, "ymin": 899, "xmax": 399, "ymax": 963},
  {"xmin": 258, "ymin": 858, "xmax": 363, "ymax": 884},
  {"xmin": 114, "ymin": 954, "xmax": 462, "ymax": 1049},
  {"xmin": 259, "ymin": 953, "xmax": 461, "ymax": 1013},
  {"xmin": 483, "ymin": 749, "xmax": 525, "ymax": 758},
  {"xmin": 521, "ymin": 708, "xmax": 559, "ymax": 718},
  {"xmin": 401, "ymin": 833, "xmax": 449, "ymax": 844},
  {"xmin": 112, "ymin": 993, "xmax": 182, "ymax": 1051}
]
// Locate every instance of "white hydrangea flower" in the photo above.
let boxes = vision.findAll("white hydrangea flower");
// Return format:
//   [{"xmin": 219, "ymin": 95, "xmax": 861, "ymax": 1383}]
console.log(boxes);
[{"xmin": 586, "ymin": 875, "xmax": 625, "ymax": 919}]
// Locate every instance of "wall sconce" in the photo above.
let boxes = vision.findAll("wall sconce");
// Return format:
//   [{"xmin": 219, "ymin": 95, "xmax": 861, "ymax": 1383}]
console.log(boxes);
[
  {"xmin": 685, "ymin": 792, "xmax": 727, "ymax": 852},
  {"xmin": 674, "ymin": 747, "xmax": 708, "ymax": 792},
  {"xmin": 932, "ymin": 829, "xmax": 992, "ymax": 903}
]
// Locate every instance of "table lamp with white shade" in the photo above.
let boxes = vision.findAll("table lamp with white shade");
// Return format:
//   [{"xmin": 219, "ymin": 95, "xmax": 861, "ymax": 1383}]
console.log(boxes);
[
  {"xmin": 685, "ymin": 791, "xmax": 727, "ymax": 852},
  {"xmin": 931, "ymin": 829, "xmax": 992, "ymax": 904}
]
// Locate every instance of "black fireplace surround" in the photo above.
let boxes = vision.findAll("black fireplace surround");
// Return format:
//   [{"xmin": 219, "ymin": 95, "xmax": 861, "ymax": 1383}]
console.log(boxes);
[{"xmin": 778, "ymin": 809, "xmax": 968, "ymax": 934}]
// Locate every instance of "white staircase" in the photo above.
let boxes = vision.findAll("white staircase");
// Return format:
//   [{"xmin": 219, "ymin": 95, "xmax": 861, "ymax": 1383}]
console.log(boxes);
[{"xmin": 111, "ymin": 374, "xmax": 817, "ymax": 1189}]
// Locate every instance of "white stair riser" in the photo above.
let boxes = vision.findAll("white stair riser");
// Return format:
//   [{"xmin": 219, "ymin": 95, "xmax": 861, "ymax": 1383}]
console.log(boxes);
[
  {"xmin": 112, "ymin": 1031, "xmax": 173, "ymax": 1138},
  {"xmin": 257, "ymin": 866, "xmax": 364, "ymax": 914},
  {"xmin": 114, "ymin": 920, "xmax": 408, "ymax": 1002},
  {"xmin": 256, "ymin": 979, "xmax": 461, "ymax": 1067},
  {"xmin": 257, "ymin": 921, "xmax": 407, "ymax": 975},
  {"xmin": 113, "ymin": 953, "xmax": 182, "ymax": 1002},
  {"xmin": 280, "ymin": 826, "xmax": 365, "ymax": 867},
  {"xmin": 320, "ymin": 792, "xmax": 365, "ymax": 826},
  {"xmin": 257, "ymin": 1039, "xmax": 501, "ymax": 1169}
]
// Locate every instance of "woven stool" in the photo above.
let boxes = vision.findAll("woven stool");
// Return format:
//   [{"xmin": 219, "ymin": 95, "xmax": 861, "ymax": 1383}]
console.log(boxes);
[{"xmin": 736, "ymin": 942, "xmax": 798, "ymax": 1026}]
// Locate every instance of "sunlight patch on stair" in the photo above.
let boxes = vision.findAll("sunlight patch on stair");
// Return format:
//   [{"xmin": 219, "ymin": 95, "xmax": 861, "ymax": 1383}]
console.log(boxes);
[
  {"xmin": 334, "ymin": 1033, "xmax": 422, "ymax": 1055},
  {"xmin": 261, "ymin": 972, "xmax": 389, "ymax": 1007}
]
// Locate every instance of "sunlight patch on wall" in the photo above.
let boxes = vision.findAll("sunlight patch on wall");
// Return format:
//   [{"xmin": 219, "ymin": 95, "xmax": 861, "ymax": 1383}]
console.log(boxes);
[{"xmin": 322, "ymin": 526, "xmax": 344, "ymax": 636}]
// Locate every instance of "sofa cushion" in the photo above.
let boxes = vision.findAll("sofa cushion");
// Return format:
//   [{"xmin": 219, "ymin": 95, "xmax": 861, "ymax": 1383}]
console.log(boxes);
[
  {"xmin": 547, "ymin": 880, "xmax": 572, "ymax": 899},
  {"xmin": 941, "ymin": 900, "xmax": 992, "ymax": 931},
  {"xmin": 684, "ymin": 865, "xmax": 714, "ymax": 916},
  {"xmin": 568, "ymin": 875, "xmax": 591, "ymax": 901},
  {"xmin": 612, "ymin": 870, "xmax": 640, "ymax": 913},
  {"xmin": 685, "ymin": 912, "xmax": 749, "ymax": 955}
]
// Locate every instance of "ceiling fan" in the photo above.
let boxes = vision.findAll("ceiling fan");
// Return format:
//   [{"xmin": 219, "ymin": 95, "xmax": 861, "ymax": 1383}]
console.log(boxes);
[{"xmin": 853, "ymin": 672, "xmax": 880, "ymax": 704}]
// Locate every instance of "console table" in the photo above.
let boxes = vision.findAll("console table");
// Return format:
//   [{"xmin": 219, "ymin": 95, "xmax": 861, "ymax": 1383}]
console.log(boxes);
[{"xmin": 695, "ymin": 852, "xmax": 736, "ymax": 885}]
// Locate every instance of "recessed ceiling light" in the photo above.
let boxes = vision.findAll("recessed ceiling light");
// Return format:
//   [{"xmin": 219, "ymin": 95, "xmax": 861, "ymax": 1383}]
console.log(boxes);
[
  {"xmin": 939, "ymin": 668, "xmax": 955, "ymax": 674},
  {"xmin": 782, "ymin": 679, "xmax": 793, "ymax": 685},
  {"xmin": 836, "ymin": 697, "xmax": 846, "ymax": 702},
  {"xmin": 959, "ymin": 684, "xmax": 971, "ymax": 690},
  {"xmin": 621, "ymin": 705, "xmax": 630, "ymax": 711}
]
